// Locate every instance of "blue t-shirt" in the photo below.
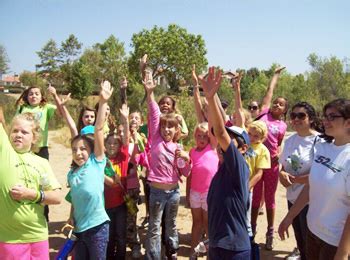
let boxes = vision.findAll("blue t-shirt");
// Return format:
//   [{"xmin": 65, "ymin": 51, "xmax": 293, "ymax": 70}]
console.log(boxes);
[
  {"xmin": 207, "ymin": 141, "xmax": 251, "ymax": 251},
  {"xmin": 67, "ymin": 154, "xmax": 109, "ymax": 233}
]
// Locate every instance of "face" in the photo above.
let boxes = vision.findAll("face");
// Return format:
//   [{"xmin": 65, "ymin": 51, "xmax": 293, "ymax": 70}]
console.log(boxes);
[
  {"xmin": 159, "ymin": 97, "xmax": 174, "ymax": 114},
  {"xmin": 160, "ymin": 121, "xmax": 178, "ymax": 142},
  {"xmin": 105, "ymin": 105, "xmax": 110, "ymax": 118},
  {"xmin": 248, "ymin": 101, "xmax": 260, "ymax": 117},
  {"xmin": 195, "ymin": 128, "xmax": 209, "ymax": 150},
  {"xmin": 322, "ymin": 108, "xmax": 349, "ymax": 138},
  {"xmin": 82, "ymin": 110, "xmax": 95, "ymax": 126},
  {"xmin": 105, "ymin": 136, "xmax": 120, "ymax": 157},
  {"xmin": 10, "ymin": 119, "xmax": 34, "ymax": 153},
  {"xmin": 27, "ymin": 88, "xmax": 42, "ymax": 106},
  {"xmin": 129, "ymin": 112, "xmax": 142, "ymax": 130},
  {"xmin": 248, "ymin": 127, "xmax": 262, "ymax": 144},
  {"xmin": 117, "ymin": 124, "xmax": 124, "ymax": 138},
  {"xmin": 72, "ymin": 139, "xmax": 91, "ymax": 167},
  {"xmin": 290, "ymin": 107, "xmax": 310, "ymax": 133},
  {"xmin": 271, "ymin": 97, "xmax": 287, "ymax": 117}
]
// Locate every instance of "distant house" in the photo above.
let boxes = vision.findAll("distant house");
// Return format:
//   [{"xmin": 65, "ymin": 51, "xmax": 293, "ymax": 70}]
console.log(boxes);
[{"xmin": 0, "ymin": 74, "xmax": 24, "ymax": 93}]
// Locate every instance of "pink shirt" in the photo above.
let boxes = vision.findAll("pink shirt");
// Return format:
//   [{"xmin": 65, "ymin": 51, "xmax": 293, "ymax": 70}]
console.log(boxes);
[
  {"xmin": 147, "ymin": 101, "xmax": 191, "ymax": 184},
  {"xmin": 189, "ymin": 144, "xmax": 219, "ymax": 193},
  {"xmin": 258, "ymin": 108, "xmax": 287, "ymax": 159}
]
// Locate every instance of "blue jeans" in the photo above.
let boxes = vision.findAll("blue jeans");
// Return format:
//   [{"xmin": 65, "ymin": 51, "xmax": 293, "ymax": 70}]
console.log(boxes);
[
  {"xmin": 145, "ymin": 186, "xmax": 180, "ymax": 260},
  {"xmin": 106, "ymin": 203, "xmax": 127, "ymax": 260},
  {"xmin": 74, "ymin": 221, "xmax": 109, "ymax": 260},
  {"xmin": 288, "ymin": 200, "xmax": 308, "ymax": 260},
  {"xmin": 209, "ymin": 247, "xmax": 251, "ymax": 260}
]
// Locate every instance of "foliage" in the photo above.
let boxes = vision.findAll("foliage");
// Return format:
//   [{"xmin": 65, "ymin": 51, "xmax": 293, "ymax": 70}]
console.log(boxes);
[
  {"xmin": 68, "ymin": 60, "xmax": 94, "ymax": 100},
  {"xmin": 60, "ymin": 34, "xmax": 82, "ymax": 65},
  {"xmin": 19, "ymin": 71, "xmax": 47, "ymax": 88},
  {"xmin": 0, "ymin": 44, "xmax": 9, "ymax": 75}
]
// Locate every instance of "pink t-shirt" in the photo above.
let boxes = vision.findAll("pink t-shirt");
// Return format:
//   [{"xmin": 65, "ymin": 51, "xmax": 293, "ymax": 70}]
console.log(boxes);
[
  {"xmin": 147, "ymin": 101, "xmax": 191, "ymax": 184},
  {"xmin": 189, "ymin": 144, "xmax": 219, "ymax": 193},
  {"xmin": 258, "ymin": 108, "xmax": 287, "ymax": 159}
]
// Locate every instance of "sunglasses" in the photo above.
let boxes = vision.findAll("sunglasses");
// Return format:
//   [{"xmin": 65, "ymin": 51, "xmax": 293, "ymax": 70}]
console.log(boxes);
[
  {"xmin": 248, "ymin": 105, "xmax": 258, "ymax": 111},
  {"xmin": 322, "ymin": 113, "xmax": 344, "ymax": 121},
  {"xmin": 290, "ymin": 112, "xmax": 307, "ymax": 120}
]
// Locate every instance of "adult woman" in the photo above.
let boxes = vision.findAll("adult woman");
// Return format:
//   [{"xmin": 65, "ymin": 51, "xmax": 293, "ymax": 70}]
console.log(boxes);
[
  {"xmin": 248, "ymin": 100, "xmax": 260, "ymax": 119},
  {"xmin": 279, "ymin": 102, "xmax": 322, "ymax": 260},
  {"xmin": 279, "ymin": 98, "xmax": 350, "ymax": 260}
]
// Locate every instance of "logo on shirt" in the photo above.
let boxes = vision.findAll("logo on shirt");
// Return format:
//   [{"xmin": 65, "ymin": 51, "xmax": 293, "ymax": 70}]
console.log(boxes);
[
  {"xmin": 269, "ymin": 125, "xmax": 280, "ymax": 135},
  {"xmin": 286, "ymin": 153, "xmax": 303, "ymax": 173},
  {"xmin": 314, "ymin": 155, "xmax": 343, "ymax": 173}
]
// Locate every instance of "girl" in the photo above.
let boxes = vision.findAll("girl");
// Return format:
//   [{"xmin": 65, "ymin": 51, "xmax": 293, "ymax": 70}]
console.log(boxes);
[
  {"xmin": 248, "ymin": 100, "xmax": 260, "ymax": 119},
  {"xmin": 251, "ymin": 66, "xmax": 288, "ymax": 250},
  {"xmin": 279, "ymin": 98, "xmax": 350, "ymax": 260},
  {"xmin": 143, "ymin": 71, "xmax": 191, "ymax": 259},
  {"xmin": 186, "ymin": 122, "xmax": 218, "ymax": 257},
  {"xmin": 0, "ymin": 107, "xmax": 62, "ymax": 259},
  {"xmin": 279, "ymin": 102, "xmax": 322, "ymax": 260},
  {"xmin": 66, "ymin": 81, "xmax": 113, "ymax": 259}
]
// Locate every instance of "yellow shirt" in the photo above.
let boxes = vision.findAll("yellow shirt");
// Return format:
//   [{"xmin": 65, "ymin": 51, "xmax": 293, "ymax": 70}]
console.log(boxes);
[{"xmin": 245, "ymin": 142, "xmax": 271, "ymax": 180}]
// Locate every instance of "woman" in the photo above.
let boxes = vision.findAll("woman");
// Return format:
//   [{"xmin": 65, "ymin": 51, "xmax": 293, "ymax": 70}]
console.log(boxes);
[
  {"xmin": 279, "ymin": 98, "xmax": 350, "ymax": 260},
  {"xmin": 279, "ymin": 102, "xmax": 322, "ymax": 260}
]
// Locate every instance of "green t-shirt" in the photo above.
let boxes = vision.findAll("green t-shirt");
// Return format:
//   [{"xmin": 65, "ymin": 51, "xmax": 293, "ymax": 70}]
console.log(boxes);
[
  {"xmin": 17, "ymin": 104, "xmax": 56, "ymax": 147},
  {"xmin": 0, "ymin": 124, "xmax": 61, "ymax": 243}
]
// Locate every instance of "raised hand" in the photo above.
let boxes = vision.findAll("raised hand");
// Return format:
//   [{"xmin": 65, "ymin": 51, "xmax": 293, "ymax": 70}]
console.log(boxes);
[
  {"xmin": 120, "ymin": 76, "xmax": 128, "ymax": 89},
  {"xmin": 142, "ymin": 69, "xmax": 156, "ymax": 94},
  {"xmin": 192, "ymin": 64, "xmax": 199, "ymax": 87},
  {"xmin": 274, "ymin": 66, "xmax": 286, "ymax": 74},
  {"xmin": 100, "ymin": 80, "xmax": 113, "ymax": 101},
  {"xmin": 200, "ymin": 66, "xmax": 222, "ymax": 99},
  {"xmin": 139, "ymin": 54, "xmax": 148, "ymax": 73},
  {"xmin": 47, "ymin": 84, "xmax": 57, "ymax": 96},
  {"xmin": 231, "ymin": 71, "xmax": 243, "ymax": 90},
  {"xmin": 119, "ymin": 103, "xmax": 130, "ymax": 121},
  {"xmin": 60, "ymin": 93, "xmax": 72, "ymax": 106}
]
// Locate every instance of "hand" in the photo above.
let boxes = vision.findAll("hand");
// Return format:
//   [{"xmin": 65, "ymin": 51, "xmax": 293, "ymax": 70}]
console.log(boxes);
[
  {"xmin": 231, "ymin": 71, "xmax": 243, "ymax": 90},
  {"xmin": 120, "ymin": 76, "xmax": 128, "ymax": 89},
  {"xmin": 191, "ymin": 64, "xmax": 199, "ymax": 87},
  {"xmin": 139, "ymin": 54, "xmax": 148, "ymax": 73},
  {"xmin": 47, "ymin": 84, "xmax": 57, "ymax": 96},
  {"xmin": 278, "ymin": 215, "xmax": 293, "ymax": 240},
  {"xmin": 274, "ymin": 66, "xmax": 286, "ymax": 74},
  {"xmin": 175, "ymin": 149, "xmax": 190, "ymax": 162},
  {"xmin": 9, "ymin": 184, "xmax": 35, "ymax": 201},
  {"xmin": 60, "ymin": 93, "xmax": 72, "ymax": 106},
  {"xmin": 66, "ymin": 218, "xmax": 75, "ymax": 227},
  {"xmin": 119, "ymin": 103, "xmax": 129, "ymax": 120},
  {"xmin": 200, "ymin": 66, "xmax": 222, "ymax": 99},
  {"xmin": 279, "ymin": 171, "xmax": 294, "ymax": 188},
  {"xmin": 142, "ymin": 70, "xmax": 156, "ymax": 94},
  {"xmin": 100, "ymin": 80, "xmax": 113, "ymax": 101}
]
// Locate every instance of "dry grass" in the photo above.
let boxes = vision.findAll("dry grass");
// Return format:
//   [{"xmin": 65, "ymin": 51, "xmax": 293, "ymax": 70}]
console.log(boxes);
[{"xmin": 50, "ymin": 127, "xmax": 72, "ymax": 149}]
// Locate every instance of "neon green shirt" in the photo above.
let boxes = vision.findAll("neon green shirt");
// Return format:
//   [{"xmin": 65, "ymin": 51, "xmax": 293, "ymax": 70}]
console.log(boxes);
[
  {"xmin": 17, "ymin": 104, "xmax": 56, "ymax": 147},
  {"xmin": 0, "ymin": 124, "xmax": 61, "ymax": 243}
]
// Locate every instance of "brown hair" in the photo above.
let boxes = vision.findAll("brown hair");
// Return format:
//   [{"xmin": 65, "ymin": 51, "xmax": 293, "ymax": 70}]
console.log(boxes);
[
  {"xmin": 15, "ymin": 86, "xmax": 47, "ymax": 109},
  {"xmin": 77, "ymin": 106, "xmax": 96, "ymax": 133},
  {"xmin": 159, "ymin": 113, "xmax": 181, "ymax": 142}
]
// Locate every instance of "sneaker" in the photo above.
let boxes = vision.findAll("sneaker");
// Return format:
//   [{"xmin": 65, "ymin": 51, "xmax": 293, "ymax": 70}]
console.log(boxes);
[
  {"xmin": 265, "ymin": 235, "xmax": 274, "ymax": 250},
  {"xmin": 285, "ymin": 248, "xmax": 301, "ymax": 260},
  {"xmin": 131, "ymin": 245, "xmax": 142, "ymax": 259}
]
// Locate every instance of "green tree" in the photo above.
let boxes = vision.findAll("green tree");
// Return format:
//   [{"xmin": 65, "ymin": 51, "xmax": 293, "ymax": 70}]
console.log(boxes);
[
  {"xmin": 0, "ymin": 44, "xmax": 10, "ymax": 75},
  {"xmin": 68, "ymin": 60, "xmax": 94, "ymax": 100},
  {"xmin": 19, "ymin": 71, "xmax": 46, "ymax": 89},
  {"xmin": 129, "ymin": 24, "xmax": 208, "ymax": 90},
  {"xmin": 60, "ymin": 34, "xmax": 82, "ymax": 65}
]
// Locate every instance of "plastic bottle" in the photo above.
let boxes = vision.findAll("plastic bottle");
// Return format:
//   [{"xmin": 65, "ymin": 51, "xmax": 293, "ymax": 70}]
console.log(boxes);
[
  {"xmin": 55, "ymin": 233, "xmax": 77, "ymax": 260},
  {"xmin": 194, "ymin": 239, "xmax": 209, "ymax": 254},
  {"xmin": 176, "ymin": 157, "xmax": 186, "ymax": 169}
]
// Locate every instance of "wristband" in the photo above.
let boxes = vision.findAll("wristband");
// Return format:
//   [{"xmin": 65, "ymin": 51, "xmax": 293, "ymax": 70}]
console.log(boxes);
[
  {"xmin": 33, "ymin": 190, "xmax": 41, "ymax": 203},
  {"xmin": 36, "ymin": 190, "xmax": 45, "ymax": 204}
]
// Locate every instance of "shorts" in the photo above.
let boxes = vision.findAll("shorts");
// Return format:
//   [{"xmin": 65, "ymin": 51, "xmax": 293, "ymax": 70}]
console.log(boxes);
[
  {"xmin": 0, "ymin": 240, "xmax": 49, "ymax": 260},
  {"xmin": 190, "ymin": 190, "xmax": 208, "ymax": 211}
]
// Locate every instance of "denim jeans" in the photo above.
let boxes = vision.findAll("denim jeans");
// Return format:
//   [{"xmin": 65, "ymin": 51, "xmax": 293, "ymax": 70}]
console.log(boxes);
[
  {"xmin": 145, "ymin": 186, "xmax": 180, "ymax": 260},
  {"xmin": 106, "ymin": 203, "xmax": 127, "ymax": 260},
  {"xmin": 209, "ymin": 247, "xmax": 251, "ymax": 260},
  {"xmin": 74, "ymin": 221, "xmax": 109, "ymax": 260},
  {"xmin": 287, "ymin": 201, "xmax": 308, "ymax": 260}
]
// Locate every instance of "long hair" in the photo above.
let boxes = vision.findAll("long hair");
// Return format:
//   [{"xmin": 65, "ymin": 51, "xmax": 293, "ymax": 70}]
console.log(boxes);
[
  {"xmin": 291, "ymin": 102, "xmax": 323, "ymax": 133},
  {"xmin": 77, "ymin": 106, "xmax": 96, "ymax": 133},
  {"xmin": 15, "ymin": 86, "xmax": 47, "ymax": 109},
  {"xmin": 70, "ymin": 134, "xmax": 94, "ymax": 169}
]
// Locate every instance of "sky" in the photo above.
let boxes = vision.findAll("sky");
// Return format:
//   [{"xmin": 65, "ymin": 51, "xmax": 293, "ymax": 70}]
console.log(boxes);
[{"xmin": 1, "ymin": 0, "xmax": 349, "ymax": 76}]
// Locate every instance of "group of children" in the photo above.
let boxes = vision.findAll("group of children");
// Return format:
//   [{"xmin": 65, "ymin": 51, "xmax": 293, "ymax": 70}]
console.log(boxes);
[{"xmin": 0, "ymin": 59, "xmax": 349, "ymax": 260}]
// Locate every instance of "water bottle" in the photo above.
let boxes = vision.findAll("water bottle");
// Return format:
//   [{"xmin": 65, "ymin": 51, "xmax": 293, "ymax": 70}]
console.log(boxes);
[
  {"xmin": 176, "ymin": 157, "xmax": 186, "ymax": 169},
  {"xmin": 194, "ymin": 239, "xmax": 209, "ymax": 254},
  {"xmin": 55, "ymin": 233, "xmax": 77, "ymax": 260}
]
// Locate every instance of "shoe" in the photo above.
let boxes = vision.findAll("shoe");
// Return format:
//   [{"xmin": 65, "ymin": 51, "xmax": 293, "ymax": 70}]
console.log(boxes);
[
  {"xmin": 258, "ymin": 208, "xmax": 264, "ymax": 215},
  {"xmin": 285, "ymin": 248, "xmax": 301, "ymax": 260},
  {"xmin": 131, "ymin": 245, "xmax": 142, "ymax": 258},
  {"xmin": 265, "ymin": 235, "xmax": 274, "ymax": 251}
]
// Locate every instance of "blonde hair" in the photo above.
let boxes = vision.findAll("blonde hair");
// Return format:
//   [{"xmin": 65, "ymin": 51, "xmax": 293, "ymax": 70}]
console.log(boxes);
[
  {"xmin": 193, "ymin": 122, "xmax": 209, "ymax": 136},
  {"xmin": 243, "ymin": 108, "xmax": 253, "ymax": 128},
  {"xmin": 11, "ymin": 113, "xmax": 42, "ymax": 152},
  {"xmin": 248, "ymin": 120, "xmax": 268, "ymax": 142}
]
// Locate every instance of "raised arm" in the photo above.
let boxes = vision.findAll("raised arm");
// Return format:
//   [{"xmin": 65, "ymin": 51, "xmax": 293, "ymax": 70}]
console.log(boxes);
[
  {"xmin": 192, "ymin": 64, "xmax": 206, "ymax": 123},
  {"xmin": 119, "ymin": 103, "xmax": 130, "ymax": 146},
  {"xmin": 231, "ymin": 72, "xmax": 245, "ymax": 127},
  {"xmin": 95, "ymin": 81, "xmax": 113, "ymax": 159},
  {"xmin": 120, "ymin": 76, "xmax": 128, "ymax": 105},
  {"xmin": 260, "ymin": 66, "xmax": 285, "ymax": 111},
  {"xmin": 200, "ymin": 67, "xmax": 232, "ymax": 151}
]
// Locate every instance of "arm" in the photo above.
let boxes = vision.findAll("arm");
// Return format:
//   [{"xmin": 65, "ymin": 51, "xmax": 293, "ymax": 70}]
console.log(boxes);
[
  {"xmin": 200, "ymin": 67, "xmax": 230, "ymax": 151},
  {"xmin": 231, "ymin": 72, "xmax": 245, "ymax": 127},
  {"xmin": 119, "ymin": 104, "xmax": 130, "ymax": 146},
  {"xmin": 95, "ymin": 81, "xmax": 113, "ymax": 160},
  {"xmin": 9, "ymin": 185, "xmax": 62, "ymax": 205},
  {"xmin": 249, "ymin": 169, "xmax": 263, "ymax": 190},
  {"xmin": 120, "ymin": 76, "xmax": 128, "ymax": 105},
  {"xmin": 260, "ymin": 66, "xmax": 285, "ymax": 111},
  {"xmin": 334, "ymin": 214, "xmax": 350, "ymax": 260},
  {"xmin": 186, "ymin": 173, "xmax": 192, "ymax": 207},
  {"xmin": 192, "ymin": 64, "xmax": 206, "ymax": 123}
]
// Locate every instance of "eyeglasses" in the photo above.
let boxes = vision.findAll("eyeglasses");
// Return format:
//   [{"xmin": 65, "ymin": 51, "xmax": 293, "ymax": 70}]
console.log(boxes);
[
  {"xmin": 248, "ymin": 105, "xmax": 258, "ymax": 111},
  {"xmin": 290, "ymin": 112, "xmax": 307, "ymax": 120},
  {"xmin": 322, "ymin": 113, "xmax": 344, "ymax": 121}
]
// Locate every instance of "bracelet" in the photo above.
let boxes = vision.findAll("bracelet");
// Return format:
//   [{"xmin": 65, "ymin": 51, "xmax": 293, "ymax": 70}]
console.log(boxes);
[
  {"xmin": 36, "ymin": 190, "xmax": 45, "ymax": 204},
  {"xmin": 33, "ymin": 190, "xmax": 41, "ymax": 203}
]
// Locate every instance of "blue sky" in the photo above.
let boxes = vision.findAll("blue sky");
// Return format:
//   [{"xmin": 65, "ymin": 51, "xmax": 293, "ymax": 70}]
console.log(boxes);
[{"xmin": 1, "ymin": 0, "xmax": 349, "ymax": 75}]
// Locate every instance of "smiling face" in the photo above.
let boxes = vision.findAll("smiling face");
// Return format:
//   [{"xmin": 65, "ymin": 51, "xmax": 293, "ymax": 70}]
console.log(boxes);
[
  {"xmin": 72, "ymin": 138, "xmax": 91, "ymax": 167},
  {"xmin": 129, "ymin": 112, "xmax": 142, "ymax": 130},
  {"xmin": 105, "ymin": 135, "xmax": 121, "ymax": 157},
  {"xmin": 248, "ymin": 127, "xmax": 262, "ymax": 145},
  {"xmin": 82, "ymin": 110, "xmax": 96, "ymax": 126},
  {"xmin": 195, "ymin": 128, "xmax": 209, "ymax": 150},
  {"xmin": 27, "ymin": 87, "xmax": 42, "ymax": 107},
  {"xmin": 290, "ymin": 107, "xmax": 311, "ymax": 134},
  {"xmin": 322, "ymin": 107, "xmax": 349, "ymax": 138},
  {"xmin": 248, "ymin": 101, "xmax": 260, "ymax": 118},
  {"xmin": 159, "ymin": 97, "xmax": 175, "ymax": 114},
  {"xmin": 271, "ymin": 97, "xmax": 287, "ymax": 118},
  {"xmin": 160, "ymin": 121, "xmax": 178, "ymax": 142},
  {"xmin": 10, "ymin": 119, "xmax": 35, "ymax": 153}
]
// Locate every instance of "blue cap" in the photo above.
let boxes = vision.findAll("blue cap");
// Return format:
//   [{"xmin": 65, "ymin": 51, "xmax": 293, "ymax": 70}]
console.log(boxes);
[
  {"xmin": 80, "ymin": 125, "xmax": 95, "ymax": 135},
  {"xmin": 225, "ymin": 126, "xmax": 250, "ymax": 146}
]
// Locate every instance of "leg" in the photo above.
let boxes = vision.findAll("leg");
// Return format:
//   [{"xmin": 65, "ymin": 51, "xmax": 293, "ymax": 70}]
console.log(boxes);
[
  {"xmin": 106, "ymin": 208, "xmax": 117, "ymax": 259},
  {"xmin": 85, "ymin": 222, "xmax": 110, "ymax": 260},
  {"xmin": 251, "ymin": 174, "xmax": 264, "ymax": 233},
  {"xmin": 115, "ymin": 203, "xmax": 127, "ymax": 259},
  {"xmin": 190, "ymin": 208, "xmax": 204, "ymax": 254}
]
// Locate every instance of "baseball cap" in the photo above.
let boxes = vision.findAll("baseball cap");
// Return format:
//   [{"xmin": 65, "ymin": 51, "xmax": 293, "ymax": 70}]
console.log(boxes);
[
  {"xmin": 225, "ymin": 126, "xmax": 250, "ymax": 146},
  {"xmin": 80, "ymin": 125, "xmax": 95, "ymax": 135}
]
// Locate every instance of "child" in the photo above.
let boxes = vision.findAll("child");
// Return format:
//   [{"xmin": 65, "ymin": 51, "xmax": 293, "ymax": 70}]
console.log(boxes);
[
  {"xmin": 0, "ymin": 107, "xmax": 62, "ymax": 259},
  {"xmin": 201, "ymin": 67, "xmax": 251, "ymax": 259},
  {"xmin": 66, "ymin": 81, "xmax": 113, "ymax": 259},
  {"xmin": 251, "ymin": 66, "xmax": 288, "ymax": 250},
  {"xmin": 186, "ymin": 122, "xmax": 219, "ymax": 257},
  {"xmin": 143, "ymin": 71, "xmax": 191, "ymax": 259}
]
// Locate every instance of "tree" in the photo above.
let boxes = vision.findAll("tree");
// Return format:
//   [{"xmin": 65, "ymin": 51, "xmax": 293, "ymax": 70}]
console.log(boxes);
[
  {"xmin": 129, "ymin": 24, "xmax": 208, "ymax": 90},
  {"xmin": 68, "ymin": 60, "xmax": 94, "ymax": 100},
  {"xmin": 0, "ymin": 44, "xmax": 10, "ymax": 75},
  {"xmin": 60, "ymin": 34, "xmax": 82, "ymax": 65},
  {"xmin": 19, "ymin": 71, "xmax": 46, "ymax": 89}
]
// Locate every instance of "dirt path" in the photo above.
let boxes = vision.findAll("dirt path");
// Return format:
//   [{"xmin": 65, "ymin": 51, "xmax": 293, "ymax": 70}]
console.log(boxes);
[{"xmin": 48, "ymin": 130, "xmax": 296, "ymax": 259}]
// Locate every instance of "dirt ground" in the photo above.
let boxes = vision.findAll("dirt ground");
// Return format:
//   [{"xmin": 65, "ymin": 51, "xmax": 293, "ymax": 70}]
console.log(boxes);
[{"xmin": 47, "ymin": 130, "xmax": 296, "ymax": 260}]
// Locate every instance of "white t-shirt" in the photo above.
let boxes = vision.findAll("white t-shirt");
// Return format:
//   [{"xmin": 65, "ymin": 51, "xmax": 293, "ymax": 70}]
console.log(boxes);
[
  {"xmin": 307, "ymin": 142, "xmax": 350, "ymax": 246},
  {"xmin": 279, "ymin": 133, "xmax": 319, "ymax": 203}
]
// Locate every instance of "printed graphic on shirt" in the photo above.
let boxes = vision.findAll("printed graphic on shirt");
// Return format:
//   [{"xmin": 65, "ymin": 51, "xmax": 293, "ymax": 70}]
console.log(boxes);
[
  {"xmin": 286, "ymin": 152, "xmax": 303, "ymax": 173},
  {"xmin": 314, "ymin": 155, "xmax": 343, "ymax": 173},
  {"xmin": 269, "ymin": 125, "xmax": 280, "ymax": 135}
]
